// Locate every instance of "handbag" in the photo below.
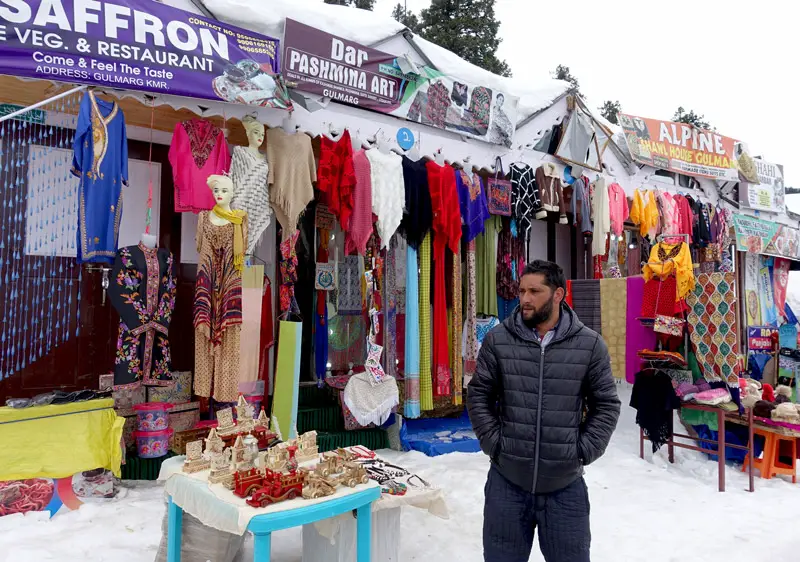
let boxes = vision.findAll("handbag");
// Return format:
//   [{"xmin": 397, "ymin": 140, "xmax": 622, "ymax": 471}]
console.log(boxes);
[
  {"xmin": 487, "ymin": 156, "xmax": 512, "ymax": 216},
  {"xmin": 653, "ymin": 273, "xmax": 686, "ymax": 336}
]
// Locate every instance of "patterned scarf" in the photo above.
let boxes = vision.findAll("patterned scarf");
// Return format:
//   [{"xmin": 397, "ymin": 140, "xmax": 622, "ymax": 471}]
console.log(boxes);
[{"xmin": 212, "ymin": 205, "xmax": 245, "ymax": 272}]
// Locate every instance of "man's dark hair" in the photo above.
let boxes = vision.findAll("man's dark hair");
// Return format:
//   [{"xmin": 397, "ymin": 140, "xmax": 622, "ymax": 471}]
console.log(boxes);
[{"xmin": 521, "ymin": 260, "xmax": 566, "ymax": 292}]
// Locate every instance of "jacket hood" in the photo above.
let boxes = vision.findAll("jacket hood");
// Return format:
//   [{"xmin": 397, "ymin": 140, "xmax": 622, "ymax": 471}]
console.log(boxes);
[{"xmin": 504, "ymin": 302, "xmax": 585, "ymax": 344}]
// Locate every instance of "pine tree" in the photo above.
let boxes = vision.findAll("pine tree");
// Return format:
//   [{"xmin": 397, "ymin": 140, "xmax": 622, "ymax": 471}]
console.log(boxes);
[
  {"xmin": 417, "ymin": 0, "xmax": 511, "ymax": 77},
  {"xmin": 552, "ymin": 64, "xmax": 579, "ymax": 92},
  {"xmin": 672, "ymin": 106, "xmax": 711, "ymax": 130},
  {"xmin": 392, "ymin": 3, "xmax": 421, "ymax": 31},
  {"xmin": 599, "ymin": 100, "xmax": 622, "ymax": 124},
  {"xmin": 323, "ymin": 0, "xmax": 376, "ymax": 10}
]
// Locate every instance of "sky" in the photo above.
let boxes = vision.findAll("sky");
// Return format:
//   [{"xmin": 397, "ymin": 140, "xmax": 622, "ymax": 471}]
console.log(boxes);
[{"xmin": 374, "ymin": 0, "xmax": 799, "ymax": 187}]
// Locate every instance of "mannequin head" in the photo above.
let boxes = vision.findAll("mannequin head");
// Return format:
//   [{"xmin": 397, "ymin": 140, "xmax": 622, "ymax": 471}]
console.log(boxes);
[
  {"xmin": 207, "ymin": 174, "xmax": 234, "ymax": 209},
  {"xmin": 242, "ymin": 115, "xmax": 265, "ymax": 149}
]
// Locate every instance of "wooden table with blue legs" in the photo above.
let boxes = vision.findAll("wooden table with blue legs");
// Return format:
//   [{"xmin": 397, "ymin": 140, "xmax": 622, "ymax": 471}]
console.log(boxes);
[{"xmin": 166, "ymin": 486, "xmax": 381, "ymax": 562}]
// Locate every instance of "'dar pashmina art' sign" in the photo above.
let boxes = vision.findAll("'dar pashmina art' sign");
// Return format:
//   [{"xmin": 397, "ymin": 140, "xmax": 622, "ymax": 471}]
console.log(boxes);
[
  {"xmin": 618, "ymin": 113, "xmax": 757, "ymax": 182},
  {"xmin": 0, "ymin": 0, "xmax": 289, "ymax": 108},
  {"xmin": 282, "ymin": 18, "xmax": 518, "ymax": 147}
]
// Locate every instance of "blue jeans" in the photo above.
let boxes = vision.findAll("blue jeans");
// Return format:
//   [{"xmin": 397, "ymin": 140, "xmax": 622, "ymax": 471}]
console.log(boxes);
[{"xmin": 483, "ymin": 466, "xmax": 591, "ymax": 562}]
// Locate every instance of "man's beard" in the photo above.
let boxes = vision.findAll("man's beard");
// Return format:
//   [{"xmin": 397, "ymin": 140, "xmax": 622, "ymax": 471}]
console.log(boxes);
[{"xmin": 522, "ymin": 296, "xmax": 555, "ymax": 328}]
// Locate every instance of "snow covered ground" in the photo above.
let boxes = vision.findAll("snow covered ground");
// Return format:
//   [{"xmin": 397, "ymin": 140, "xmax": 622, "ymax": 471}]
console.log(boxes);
[{"xmin": 2, "ymin": 383, "xmax": 800, "ymax": 562}]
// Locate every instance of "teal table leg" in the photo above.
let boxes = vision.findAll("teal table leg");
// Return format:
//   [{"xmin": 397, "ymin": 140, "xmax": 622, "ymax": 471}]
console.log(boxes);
[
  {"xmin": 167, "ymin": 496, "xmax": 183, "ymax": 562},
  {"xmin": 356, "ymin": 504, "xmax": 372, "ymax": 562},
  {"xmin": 252, "ymin": 532, "xmax": 272, "ymax": 561}
]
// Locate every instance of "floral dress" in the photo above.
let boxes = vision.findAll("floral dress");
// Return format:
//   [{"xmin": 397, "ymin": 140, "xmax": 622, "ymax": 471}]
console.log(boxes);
[{"xmin": 108, "ymin": 243, "xmax": 176, "ymax": 390}]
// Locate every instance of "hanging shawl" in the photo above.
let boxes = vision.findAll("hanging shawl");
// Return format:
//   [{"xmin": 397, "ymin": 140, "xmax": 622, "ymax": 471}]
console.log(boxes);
[
  {"xmin": 212, "ymin": 205, "xmax": 245, "ymax": 272},
  {"xmin": 343, "ymin": 371, "xmax": 399, "ymax": 427},
  {"xmin": 630, "ymin": 371, "xmax": 680, "ymax": 453}
]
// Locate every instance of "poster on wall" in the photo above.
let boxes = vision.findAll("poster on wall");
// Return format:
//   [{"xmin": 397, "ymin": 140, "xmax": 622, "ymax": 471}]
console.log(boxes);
[
  {"xmin": 732, "ymin": 213, "xmax": 800, "ymax": 260},
  {"xmin": 0, "ymin": 0, "xmax": 290, "ymax": 108},
  {"xmin": 744, "ymin": 253, "xmax": 762, "ymax": 326},
  {"xmin": 739, "ymin": 160, "xmax": 785, "ymax": 213},
  {"xmin": 282, "ymin": 19, "xmax": 518, "ymax": 147},
  {"xmin": 618, "ymin": 113, "xmax": 756, "ymax": 181},
  {"xmin": 759, "ymin": 260, "xmax": 778, "ymax": 326}
]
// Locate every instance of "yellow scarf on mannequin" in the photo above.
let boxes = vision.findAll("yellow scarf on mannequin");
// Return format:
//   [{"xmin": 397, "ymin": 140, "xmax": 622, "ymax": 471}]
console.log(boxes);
[{"xmin": 212, "ymin": 205, "xmax": 246, "ymax": 272}]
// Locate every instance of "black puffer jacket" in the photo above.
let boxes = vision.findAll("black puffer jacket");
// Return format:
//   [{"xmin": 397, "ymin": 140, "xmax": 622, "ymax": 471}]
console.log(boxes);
[{"xmin": 467, "ymin": 304, "xmax": 620, "ymax": 494}]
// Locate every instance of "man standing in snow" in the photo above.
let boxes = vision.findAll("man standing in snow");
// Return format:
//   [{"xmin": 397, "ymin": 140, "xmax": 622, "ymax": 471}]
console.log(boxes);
[{"xmin": 467, "ymin": 260, "xmax": 620, "ymax": 562}]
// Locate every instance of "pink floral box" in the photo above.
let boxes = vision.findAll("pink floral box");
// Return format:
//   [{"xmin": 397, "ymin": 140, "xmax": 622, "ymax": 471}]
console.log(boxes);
[{"xmin": 146, "ymin": 371, "xmax": 192, "ymax": 404}]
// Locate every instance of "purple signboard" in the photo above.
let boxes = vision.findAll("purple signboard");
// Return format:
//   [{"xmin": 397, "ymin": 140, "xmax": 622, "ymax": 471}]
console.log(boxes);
[
  {"xmin": 283, "ymin": 18, "xmax": 402, "ymax": 111},
  {"xmin": 0, "ymin": 0, "xmax": 290, "ymax": 108},
  {"xmin": 282, "ymin": 18, "xmax": 519, "ymax": 147}
]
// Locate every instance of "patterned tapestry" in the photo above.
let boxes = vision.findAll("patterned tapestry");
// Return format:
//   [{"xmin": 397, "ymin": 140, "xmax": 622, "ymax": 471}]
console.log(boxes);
[{"xmin": 686, "ymin": 272, "xmax": 738, "ymax": 387}]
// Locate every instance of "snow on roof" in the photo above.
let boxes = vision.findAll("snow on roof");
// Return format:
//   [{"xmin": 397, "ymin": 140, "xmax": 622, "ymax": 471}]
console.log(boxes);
[{"xmin": 175, "ymin": 0, "xmax": 570, "ymax": 125}]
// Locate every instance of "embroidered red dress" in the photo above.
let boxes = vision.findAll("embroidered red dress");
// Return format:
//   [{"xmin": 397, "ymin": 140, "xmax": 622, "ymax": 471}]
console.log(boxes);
[
  {"xmin": 169, "ymin": 119, "xmax": 231, "ymax": 213},
  {"xmin": 318, "ymin": 131, "xmax": 357, "ymax": 230},
  {"xmin": 426, "ymin": 162, "xmax": 462, "ymax": 397}
]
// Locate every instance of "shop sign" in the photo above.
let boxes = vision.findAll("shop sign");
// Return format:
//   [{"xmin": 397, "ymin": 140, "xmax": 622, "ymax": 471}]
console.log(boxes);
[
  {"xmin": 739, "ymin": 159, "xmax": 785, "ymax": 213},
  {"xmin": 618, "ymin": 113, "xmax": 754, "ymax": 181},
  {"xmin": 282, "ymin": 19, "xmax": 518, "ymax": 147},
  {"xmin": 0, "ymin": 103, "xmax": 44, "ymax": 123},
  {"xmin": 0, "ymin": 0, "xmax": 288, "ymax": 108},
  {"xmin": 733, "ymin": 213, "xmax": 800, "ymax": 260},
  {"xmin": 748, "ymin": 327, "xmax": 776, "ymax": 351}
]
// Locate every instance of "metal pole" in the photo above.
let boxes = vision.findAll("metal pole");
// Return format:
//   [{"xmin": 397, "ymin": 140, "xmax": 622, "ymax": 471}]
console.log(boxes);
[{"xmin": 0, "ymin": 84, "xmax": 87, "ymax": 123}]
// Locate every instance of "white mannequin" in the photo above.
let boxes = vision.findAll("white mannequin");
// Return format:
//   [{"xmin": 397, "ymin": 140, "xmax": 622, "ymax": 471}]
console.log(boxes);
[
  {"xmin": 433, "ymin": 149, "xmax": 445, "ymax": 166},
  {"xmin": 242, "ymin": 115, "xmax": 266, "ymax": 158},
  {"xmin": 207, "ymin": 175, "xmax": 235, "ymax": 226},
  {"xmin": 376, "ymin": 131, "xmax": 391, "ymax": 155},
  {"xmin": 351, "ymin": 129, "xmax": 363, "ymax": 152},
  {"xmin": 281, "ymin": 112, "xmax": 298, "ymax": 134},
  {"xmin": 140, "ymin": 232, "xmax": 157, "ymax": 247}
]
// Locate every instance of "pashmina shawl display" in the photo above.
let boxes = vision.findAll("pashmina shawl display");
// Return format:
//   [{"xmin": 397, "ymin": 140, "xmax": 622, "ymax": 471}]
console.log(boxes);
[
  {"xmin": 346, "ymin": 150, "xmax": 373, "ymax": 255},
  {"xmin": 400, "ymin": 156, "xmax": 433, "ymax": 249},
  {"xmin": 426, "ymin": 162, "xmax": 461, "ymax": 398},
  {"xmin": 212, "ymin": 205, "xmax": 246, "ymax": 272},
  {"xmin": 318, "ymin": 131, "xmax": 357, "ymax": 230},
  {"xmin": 631, "ymin": 371, "xmax": 680, "ymax": 453},
  {"xmin": 455, "ymin": 171, "xmax": 490, "ymax": 242},
  {"xmin": 366, "ymin": 149, "xmax": 404, "ymax": 247},
  {"xmin": 230, "ymin": 146, "xmax": 272, "ymax": 254},
  {"xmin": 267, "ymin": 128, "xmax": 317, "ymax": 240}
]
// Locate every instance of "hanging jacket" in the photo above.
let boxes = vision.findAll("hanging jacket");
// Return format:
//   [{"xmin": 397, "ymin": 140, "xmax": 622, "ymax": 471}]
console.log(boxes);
[{"xmin": 535, "ymin": 165, "xmax": 568, "ymax": 224}]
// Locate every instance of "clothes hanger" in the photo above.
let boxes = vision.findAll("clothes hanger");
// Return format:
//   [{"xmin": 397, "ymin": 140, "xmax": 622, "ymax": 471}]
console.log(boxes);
[
  {"xmin": 322, "ymin": 121, "xmax": 342, "ymax": 142},
  {"xmin": 245, "ymin": 254, "xmax": 267, "ymax": 267}
]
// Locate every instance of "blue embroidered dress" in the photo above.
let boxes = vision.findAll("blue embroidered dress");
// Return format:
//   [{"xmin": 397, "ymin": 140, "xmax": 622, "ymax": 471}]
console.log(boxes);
[{"xmin": 72, "ymin": 91, "xmax": 129, "ymax": 263}]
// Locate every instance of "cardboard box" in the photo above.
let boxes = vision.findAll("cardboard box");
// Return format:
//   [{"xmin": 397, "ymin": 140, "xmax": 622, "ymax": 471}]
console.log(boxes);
[
  {"xmin": 112, "ymin": 385, "xmax": 145, "ymax": 410},
  {"xmin": 168, "ymin": 402, "xmax": 200, "ymax": 447},
  {"xmin": 146, "ymin": 371, "xmax": 192, "ymax": 404}
]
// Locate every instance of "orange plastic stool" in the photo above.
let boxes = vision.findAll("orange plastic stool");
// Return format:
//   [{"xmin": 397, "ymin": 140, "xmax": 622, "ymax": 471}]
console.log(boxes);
[
  {"xmin": 742, "ymin": 429, "xmax": 797, "ymax": 482},
  {"xmin": 743, "ymin": 429, "xmax": 776, "ymax": 479}
]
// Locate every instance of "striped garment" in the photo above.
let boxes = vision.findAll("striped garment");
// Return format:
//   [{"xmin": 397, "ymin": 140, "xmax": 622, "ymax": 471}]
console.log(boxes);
[
  {"xmin": 451, "ymin": 246, "xmax": 463, "ymax": 406},
  {"xmin": 419, "ymin": 232, "xmax": 434, "ymax": 411},
  {"xmin": 404, "ymin": 243, "xmax": 421, "ymax": 418}
]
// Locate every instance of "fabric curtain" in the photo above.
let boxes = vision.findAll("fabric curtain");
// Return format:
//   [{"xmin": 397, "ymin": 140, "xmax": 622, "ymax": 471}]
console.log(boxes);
[
  {"xmin": 239, "ymin": 265, "xmax": 263, "ymax": 384},
  {"xmin": 272, "ymin": 320, "xmax": 302, "ymax": 440}
]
